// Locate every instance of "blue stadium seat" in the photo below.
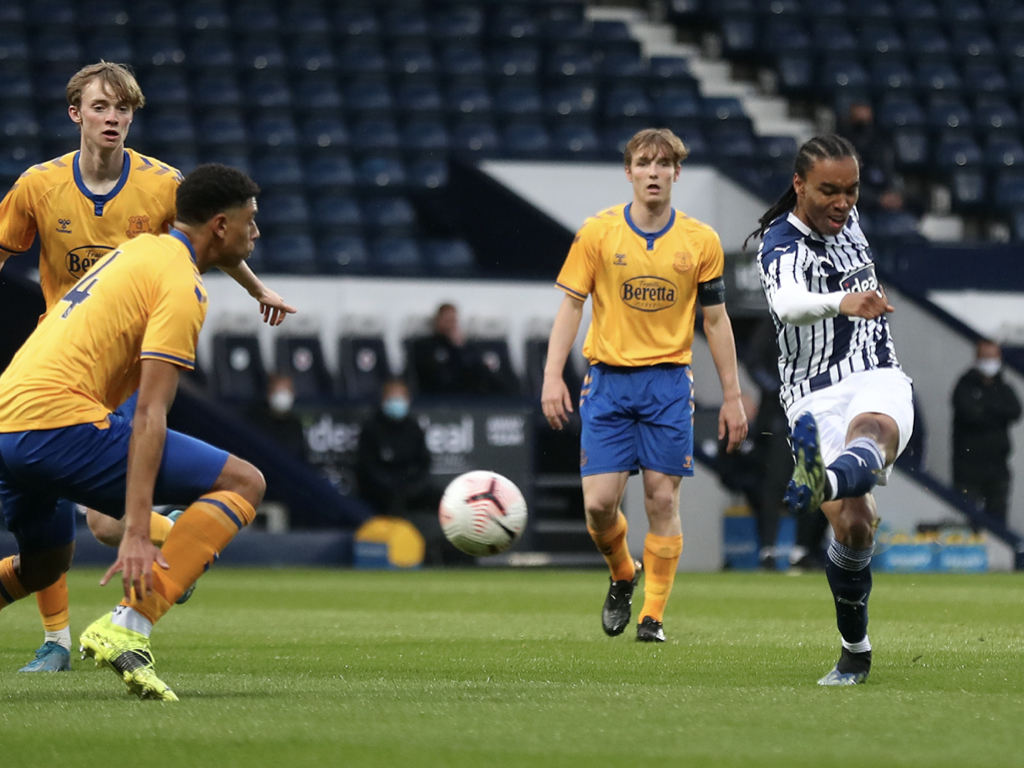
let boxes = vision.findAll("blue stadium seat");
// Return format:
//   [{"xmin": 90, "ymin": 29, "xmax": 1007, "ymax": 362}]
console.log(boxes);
[
  {"xmin": 905, "ymin": 25, "xmax": 950, "ymax": 64},
  {"xmin": 819, "ymin": 58, "xmax": 869, "ymax": 94},
  {"xmin": 237, "ymin": 35, "xmax": 286, "ymax": 71},
  {"xmin": 302, "ymin": 117, "xmax": 349, "ymax": 153},
  {"xmin": 985, "ymin": 136, "xmax": 1024, "ymax": 170},
  {"xmin": 439, "ymin": 45, "xmax": 486, "ymax": 78},
  {"xmin": 700, "ymin": 96, "xmax": 748, "ymax": 125},
  {"xmin": 231, "ymin": 0, "xmax": 278, "ymax": 34},
  {"xmin": 131, "ymin": 0, "xmax": 177, "ymax": 30},
  {"xmin": 721, "ymin": 17, "xmax": 757, "ymax": 58},
  {"xmin": 334, "ymin": 6, "xmax": 380, "ymax": 38},
  {"xmin": 407, "ymin": 158, "xmax": 449, "ymax": 189},
  {"xmin": 262, "ymin": 234, "xmax": 317, "ymax": 275},
  {"xmin": 193, "ymin": 73, "xmax": 242, "ymax": 109},
  {"xmin": 755, "ymin": 0, "xmax": 800, "ymax": 15},
  {"xmin": 29, "ymin": 0, "xmax": 76, "ymax": 27},
  {"xmin": 258, "ymin": 193, "xmax": 310, "ymax": 238},
  {"xmin": 306, "ymin": 155, "xmax": 356, "ymax": 192},
  {"xmin": 963, "ymin": 63, "xmax": 1008, "ymax": 97},
  {"xmin": 337, "ymin": 333, "xmax": 391, "ymax": 400},
  {"xmin": 433, "ymin": 7, "xmax": 484, "ymax": 40},
  {"xmin": 30, "ymin": 32, "xmax": 82, "ymax": 66},
  {"xmin": 422, "ymin": 239, "xmax": 476, "ymax": 274},
  {"xmin": 488, "ymin": 10, "xmax": 540, "ymax": 44},
  {"xmin": 403, "ymin": 120, "xmax": 450, "ymax": 154},
  {"xmin": 198, "ymin": 113, "xmax": 248, "ymax": 149},
  {"xmin": 495, "ymin": 84, "xmax": 544, "ymax": 119},
  {"xmin": 345, "ymin": 80, "xmax": 395, "ymax": 117},
  {"xmin": 934, "ymin": 135, "xmax": 983, "ymax": 168},
  {"xmin": 503, "ymin": 121, "xmax": 551, "ymax": 159},
  {"xmin": 198, "ymin": 151, "xmax": 251, "ymax": 176},
  {"xmin": 142, "ymin": 70, "xmax": 191, "ymax": 107},
  {"xmin": 552, "ymin": 123, "xmax": 601, "ymax": 160},
  {"xmin": 363, "ymin": 196, "xmax": 417, "ymax": 236},
  {"xmin": 280, "ymin": 3, "xmax": 330, "ymax": 36},
  {"xmin": 893, "ymin": 0, "xmax": 938, "ymax": 23},
  {"xmin": 598, "ymin": 50, "xmax": 648, "ymax": 83},
  {"xmin": 758, "ymin": 135, "xmax": 799, "ymax": 164},
  {"xmin": 893, "ymin": 128, "xmax": 929, "ymax": 168},
  {"xmin": 545, "ymin": 84, "xmax": 597, "ymax": 118},
  {"xmin": 811, "ymin": 21, "xmax": 857, "ymax": 54},
  {"xmin": 252, "ymin": 153, "xmax": 304, "ymax": 192},
  {"xmin": 336, "ymin": 43, "xmax": 388, "ymax": 77},
  {"xmin": 245, "ymin": 72, "xmax": 291, "ymax": 110},
  {"xmin": 357, "ymin": 156, "xmax": 407, "ymax": 189},
  {"xmin": 371, "ymin": 237, "xmax": 424, "ymax": 275},
  {"xmin": 187, "ymin": 32, "xmax": 234, "ymax": 72},
  {"xmin": 396, "ymin": 80, "xmax": 444, "ymax": 116},
  {"xmin": 647, "ymin": 56, "xmax": 698, "ymax": 94},
  {"xmin": 760, "ymin": 18, "xmax": 810, "ymax": 56},
  {"xmin": 870, "ymin": 58, "xmax": 916, "ymax": 93},
  {"xmin": 993, "ymin": 170, "xmax": 1024, "ymax": 208},
  {"xmin": 0, "ymin": 70, "xmax": 32, "ymax": 105},
  {"xmin": 602, "ymin": 124, "xmax": 640, "ymax": 159},
  {"xmin": 952, "ymin": 29, "xmax": 997, "ymax": 64},
  {"xmin": 938, "ymin": 0, "xmax": 986, "ymax": 28},
  {"xmin": 79, "ymin": 0, "xmax": 129, "ymax": 30},
  {"xmin": 311, "ymin": 195, "xmax": 363, "ymax": 236},
  {"xmin": 84, "ymin": 32, "xmax": 133, "ymax": 63},
  {"xmin": 652, "ymin": 87, "xmax": 701, "ymax": 121},
  {"xmin": 917, "ymin": 62, "xmax": 962, "ymax": 94},
  {"xmin": 317, "ymin": 236, "xmax": 370, "ymax": 274},
  {"xmin": 604, "ymin": 86, "xmax": 652, "ymax": 123},
  {"xmin": 293, "ymin": 73, "xmax": 342, "ymax": 115},
  {"xmin": 543, "ymin": 18, "xmax": 594, "ymax": 47},
  {"xmin": 673, "ymin": 126, "xmax": 709, "ymax": 159},
  {"xmin": 0, "ymin": 32, "xmax": 29, "ymax": 64},
  {"xmin": 135, "ymin": 33, "xmax": 186, "ymax": 69},
  {"xmin": 289, "ymin": 37, "xmax": 335, "ymax": 73},
  {"xmin": 1, "ymin": 108, "xmax": 38, "ymax": 141},
  {"xmin": 145, "ymin": 110, "xmax": 196, "ymax": 149},
  {"xmin": 546, "ymin": 50, "xmax": 596, "ymax": 81},
  {"xmin": 179, "ymin": 0, "xmax": 230, "ymax": 31},
  {"xmin": 447, "ymin": 83, "xmax": 493, "ymax": 117},
  {"xmin": 157, "ymin": 151, "xmax": 198, "ymax": 175},
  {"xmin": 870, "ymin": 210, "xmax": 921, "ymax": 239},
  {"xmin": 382, "ymin": 6, "xmax": 429, "ymax": 41},
  {"xmin": 250, "ymin": 115, "xmax": 298, "ymax": 150},
  {"xmin": 859, "ymin": 24, "xmax": 904, "ymax": 58},
  {"xmin": 708, "ymin": 124, "xmax": 757, "ymax": 161},
  {"xmin": 877, "ymin": 93, "xmax": 925, "ymax": 131},
  {"xmin": 0, "ymin": 142, "xmax": 38, "ymax": 182},
  {"xmin": 488, "ymin": 46, "xmax": 542, "ymax": 80},
  {"xmin": 351, "ymin": 119, "xmax": 401, "ymax": 153},
  {"xmin": 392, "ymin": 44, "xmax": 436, "ymax": 78},
  {"xmin": 452, "ymin": 121, "xmax": 502, "ymax": 157},
  {"xmin": 926, "ymin": 97, "xmax": 973, "ymax": 134},
  {"xmin": 777, "ymin": 54, "xmax": 814, "ymax": 95}
]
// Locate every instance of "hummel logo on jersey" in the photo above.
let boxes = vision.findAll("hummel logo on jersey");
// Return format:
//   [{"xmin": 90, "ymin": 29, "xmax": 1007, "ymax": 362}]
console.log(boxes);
[
  {"xmin": 613, "ymin": 253, "xmax": 627, "ymax": 266},
  {"xmin": 840, "ymin": 265, "xmax": 878, "ymax": 294},
  {"xmin": 56, "ymin": 218, "xmax": 72, "ymax": 234}
]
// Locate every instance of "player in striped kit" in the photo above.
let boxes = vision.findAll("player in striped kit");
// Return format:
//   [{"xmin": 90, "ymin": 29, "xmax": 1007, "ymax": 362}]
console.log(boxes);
[{"xmin": 749, "ymin": 135, "xmax": 915, "ymax": 686}]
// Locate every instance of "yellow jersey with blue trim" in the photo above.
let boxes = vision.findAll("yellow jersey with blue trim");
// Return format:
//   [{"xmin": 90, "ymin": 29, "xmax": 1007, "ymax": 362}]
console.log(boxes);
[
  {"xmin": 555, "ymin": 203, "xmax": 725, "ymax": 367},
  {"xmin": 0, "ymin": 230, "xmax": 207, "ymax": 432},
  {"xmin": 0, "ymin": 148, "xmax": 181, "ymax": 311}
]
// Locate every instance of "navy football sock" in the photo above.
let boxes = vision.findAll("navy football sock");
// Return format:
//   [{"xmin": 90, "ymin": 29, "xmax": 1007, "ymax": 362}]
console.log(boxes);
[
  {"xmin": 828, "ymin": 437, "xmax": 884, "ymax": 500},
  {"xmin": 825, "ymin": 540, "xmax": 873, "ymax": 648}
]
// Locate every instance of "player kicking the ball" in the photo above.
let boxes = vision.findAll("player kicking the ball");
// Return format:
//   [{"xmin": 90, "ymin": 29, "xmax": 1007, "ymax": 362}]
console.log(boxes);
[
  {"xmin": 542, "ymin": 128, "xmax": 747, "ymax": 643},
  {"xmin": 749, "ymin": 135, "xmax": 915, "ymax": 685}
]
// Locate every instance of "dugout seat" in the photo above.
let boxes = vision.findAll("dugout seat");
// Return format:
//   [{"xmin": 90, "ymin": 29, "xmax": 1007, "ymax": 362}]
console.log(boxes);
[
  {"xmin": 212, "ymin": 333, "xmax": 266, "ymax": 405},
  {"xmin": 274, "ymin": 334, "xmax": 333, "ymax": 403},
  {"xmin": 338, "ymin": 334, "xmax": 392, "ymax": 401}
]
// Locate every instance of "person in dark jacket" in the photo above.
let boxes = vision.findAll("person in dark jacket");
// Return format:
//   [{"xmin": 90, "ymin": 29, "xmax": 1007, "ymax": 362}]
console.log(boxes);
[
  {"xmin": 952, "ymin": 340, "xmax": 1022, "ymax": 526},
  {"xmin": 412, "ymin": 303, "xmax": 476, "ymax": 395}
]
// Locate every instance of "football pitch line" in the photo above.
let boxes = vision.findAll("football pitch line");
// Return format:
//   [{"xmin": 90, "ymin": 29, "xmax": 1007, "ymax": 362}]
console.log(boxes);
[{"xmin": 1, "ymin": 568, "xmax": 1021, "ymax": 768}]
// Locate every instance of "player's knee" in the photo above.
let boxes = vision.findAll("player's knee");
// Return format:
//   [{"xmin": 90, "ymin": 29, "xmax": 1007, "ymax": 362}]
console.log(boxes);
[
  {"xmin": 214, "ymin": 456, "xmax": 266, "ymax": 509},
  {"xmin": 17, "ymin": 548, "xmax": 73, "ymax": 593},
  {"xmin": 583, "ymin": 496, "xmax": 618, "ymax": 528},
  {"xmin": 86, "ymin": 509, "xmax": 124, "ymax": 547}
]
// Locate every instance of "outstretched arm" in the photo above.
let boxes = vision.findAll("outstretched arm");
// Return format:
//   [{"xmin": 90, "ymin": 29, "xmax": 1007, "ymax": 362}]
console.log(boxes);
[
  {"xmin": 703, "ymin": 303, "xmax": 748, "ymax": 453},
  {"xmin": 220, "ymin": 262, "xmax": 297, "ymax": 326},
  {"xmin": 101, "ymin": 359, "xmax": 179, "ymax": 600},
  {"xmin": 541, "ymin": 294, "xmax": 584, "ymax": 430}
]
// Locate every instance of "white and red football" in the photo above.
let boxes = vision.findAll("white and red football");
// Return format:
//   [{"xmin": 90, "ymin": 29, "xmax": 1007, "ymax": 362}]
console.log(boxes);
[{"xmin": 438, "ymin": 470, "xmax": 528, "ymax": 556}]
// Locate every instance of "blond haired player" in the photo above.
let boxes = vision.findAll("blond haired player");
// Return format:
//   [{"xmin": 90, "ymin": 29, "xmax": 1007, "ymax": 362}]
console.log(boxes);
[
  {"xmin": 0, "ymin": 61, "xmax": 295, "ymax": 672},
  {"xmin": 542, "ymin": 128, "xmax": 747, "ymax": 642}
]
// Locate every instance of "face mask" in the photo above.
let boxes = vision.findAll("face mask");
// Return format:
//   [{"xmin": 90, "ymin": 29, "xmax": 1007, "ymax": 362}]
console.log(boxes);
[
  {"xmin": 269, "ymin": 389, "xmax": 294, "ymax": 414},
  {"xmin": 382, "ymin": 397, "xmax": 410, "ymax": 420},
  {"xmin": 976, "ymin": 358, "xmax": 1002, "ymax": 377}
]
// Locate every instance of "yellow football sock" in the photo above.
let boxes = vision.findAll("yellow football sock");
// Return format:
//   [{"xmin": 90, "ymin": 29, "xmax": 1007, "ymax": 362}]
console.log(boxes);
[
  {"xmin": 588, "ymin": 510, "xmax": 635, "ymax": 582},
  {"xmin": 124, "ymin": 491, "xmax": 256, "ymax": 624},
  {"xmin": 638, "ymin": 532, "xmax": 683, "ymax": 624},
  {"xmin": 34, "ymin": 573, "xmax": 70, "ymax": 631},
  {"xmin": 0, "ymin": 556, "xmax": 29, "ymax": 609},
  {"xmin": 149, "ymin": 511, "xmax": 173, "ymax": 547}
]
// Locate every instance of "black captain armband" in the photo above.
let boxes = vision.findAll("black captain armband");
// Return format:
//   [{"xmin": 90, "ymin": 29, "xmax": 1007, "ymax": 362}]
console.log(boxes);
[{"xmin": 697, "ymin": 277, "xmax": 726, "ymax": 307}]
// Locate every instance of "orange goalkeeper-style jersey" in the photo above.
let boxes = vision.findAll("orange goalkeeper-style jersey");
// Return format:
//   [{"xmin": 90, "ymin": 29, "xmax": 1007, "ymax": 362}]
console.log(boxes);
[
  {"xmin": 0, "ymin": 148, "xmax": 181, "ymax": 310},
  {"xmin": 556, "ymin": 203, "xmax": 725, "ymax": 367}
]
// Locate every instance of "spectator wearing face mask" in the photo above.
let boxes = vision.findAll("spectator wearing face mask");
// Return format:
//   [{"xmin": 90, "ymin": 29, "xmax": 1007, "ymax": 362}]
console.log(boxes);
[
  {"xmin": 246, "ymin": 373, "xmax": 308, "ymax": 460},
  {"xmin": 952, "ymin": 340, "xmax": 1022, "ymax": 526}
]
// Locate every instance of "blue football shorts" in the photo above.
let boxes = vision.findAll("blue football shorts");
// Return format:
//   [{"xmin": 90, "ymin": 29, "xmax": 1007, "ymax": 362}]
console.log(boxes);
[
  {"xmin": 578, "ymin": 363, "xmax": 695, "ymax": 478},
  {"xmin": 0, "ymin": 401, "xmax": 229, "ymax": 553}
]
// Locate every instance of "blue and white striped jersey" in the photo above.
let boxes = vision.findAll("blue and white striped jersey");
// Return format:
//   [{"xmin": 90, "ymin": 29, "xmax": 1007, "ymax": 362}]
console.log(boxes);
[{"xmin": 757, "ymin": 209, "xmax": 901, "ymax": 410}]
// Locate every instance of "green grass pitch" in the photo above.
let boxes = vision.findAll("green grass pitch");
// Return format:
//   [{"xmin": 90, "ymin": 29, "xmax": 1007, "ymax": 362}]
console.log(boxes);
[{"xmin": 1, "ymin": 568, "xmax": 1022, "ymax": 767}]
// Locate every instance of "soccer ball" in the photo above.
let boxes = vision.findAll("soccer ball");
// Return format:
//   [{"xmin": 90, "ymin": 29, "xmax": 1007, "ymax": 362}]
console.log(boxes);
[{"xmin": 438, "ymin": 470, "xmax": 528, "ymax": 556}]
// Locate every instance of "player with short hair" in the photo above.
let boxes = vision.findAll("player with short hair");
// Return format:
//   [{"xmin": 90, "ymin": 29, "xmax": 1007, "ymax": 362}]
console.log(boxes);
[
  {"xmin": 748, "ymin": 135, "xmax": 915, "ymax": 685},
  {"xmin": 0, "ymin": 163, "xmax": 267, "ymax": 701},
  {"xmin": 542, "ymin": 128, "xmax": 748, "ymax": 642},
  {"xmin": 0, "ymin": 61, "xmax": 295, "ymax": 673}
]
